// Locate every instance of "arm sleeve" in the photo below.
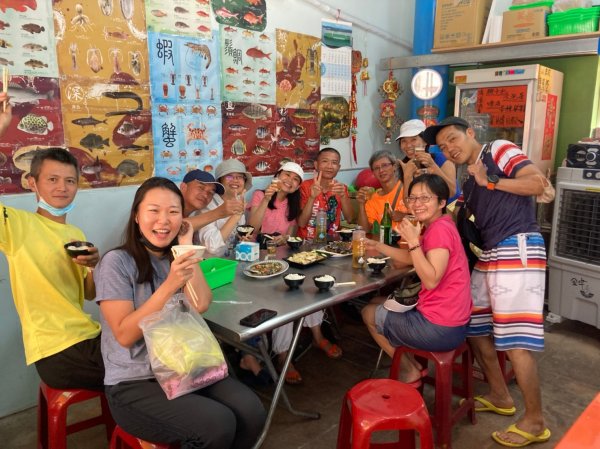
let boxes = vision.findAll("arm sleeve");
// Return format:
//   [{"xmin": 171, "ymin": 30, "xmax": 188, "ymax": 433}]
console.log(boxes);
[
  {"xmin": 492, "ymin": 140, "xmax": 532, "ymax": 178},
  {"xmin": 94, "ymin": 250, "xmax": 136, "ymax": 302},
  {"xmin": 249, "ymin": 190, "xmax": 265, "ymax": 208},
  {"xmin": 196, "ymin": 220, "xmax": 227, "ymax": 255}
]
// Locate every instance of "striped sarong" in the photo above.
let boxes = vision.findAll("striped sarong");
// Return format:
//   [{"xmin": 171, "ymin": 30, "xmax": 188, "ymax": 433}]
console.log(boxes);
[{"xmin": 467, "ymin": 233, "xmax": 546, "ymax": 351}]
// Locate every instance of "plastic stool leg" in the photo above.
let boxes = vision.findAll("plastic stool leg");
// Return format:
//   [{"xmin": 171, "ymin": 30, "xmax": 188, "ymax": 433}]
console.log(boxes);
[
  {"xmin": 336, "ymin": 396, "xmax": 352, "ymax": 449},
  {"xmin": 47, "ymin": 391, "xmax": 68, "ymax": 449}
]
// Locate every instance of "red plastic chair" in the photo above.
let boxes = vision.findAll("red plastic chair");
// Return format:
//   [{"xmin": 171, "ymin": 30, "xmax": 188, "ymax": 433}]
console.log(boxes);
[
  {"xmin": 37, "ymin": 381, "xmax": 115, "ymax": 449},
  {"xmin": 337, "ymin": 378, "xmax": 434, "ymax": 449},
  {"xmin": 389, "ymin": 342, "xmax": 476, "ymax": 449},
  {"xmin": 110, "ymin": 425, "xmax": 177, "ymax": 449}
]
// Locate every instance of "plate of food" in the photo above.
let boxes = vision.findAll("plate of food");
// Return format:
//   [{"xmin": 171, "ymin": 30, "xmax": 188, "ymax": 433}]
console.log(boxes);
[
  {"xmin": 243, "ymin": 260, "xmax": 289, "ymax": 279},
  {"xmin": 285, "ymin": 250, "xmax": 329, "ymax": 268},
  {"xmin": 317, "ymin": 241, "xmax": 352, "ymax": 257}
]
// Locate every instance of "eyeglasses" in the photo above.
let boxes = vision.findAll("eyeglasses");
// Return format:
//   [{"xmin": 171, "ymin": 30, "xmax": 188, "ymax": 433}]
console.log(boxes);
[
  {"xmin": 406, "ymin": 194, "xmax": 437, "ymax": 205},
  {"xmin": 224, "ymin": 174, "xmax": 246, "ymax": 182},
  {"xmin": 372, "ymin": 162, "xmax": 394, "ymax": 172}
]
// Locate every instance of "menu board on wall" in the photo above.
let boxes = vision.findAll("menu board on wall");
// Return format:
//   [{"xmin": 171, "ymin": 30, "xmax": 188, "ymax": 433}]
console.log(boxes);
[{"xmin": 475, "ymin": 85, "xmax": 527, "ymax": 128}]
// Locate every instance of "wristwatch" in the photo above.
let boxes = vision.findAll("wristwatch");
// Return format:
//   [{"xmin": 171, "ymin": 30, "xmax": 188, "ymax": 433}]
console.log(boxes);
[{"xmin": 486, "ymin": 174, "xmax": 500, "ymax": 190}]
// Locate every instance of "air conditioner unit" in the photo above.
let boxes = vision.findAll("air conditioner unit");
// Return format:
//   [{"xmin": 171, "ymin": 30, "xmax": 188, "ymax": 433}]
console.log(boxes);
[{"xmin": 548, "ymin": 167, "xmax": 600, "ymax": 329}]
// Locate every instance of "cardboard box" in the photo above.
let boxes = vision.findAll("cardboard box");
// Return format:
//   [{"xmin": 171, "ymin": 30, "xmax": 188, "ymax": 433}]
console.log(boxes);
[
  {"xmin": 235, "ymin": 242, "xmax": 259, "ymax": 262},
  {"xmin": 433, "ymin": 0, "xmax": 493, "ymax": 49},
  {"xmin": 501, "ymin": 7, "xmax": 549, "ymax": 42}
]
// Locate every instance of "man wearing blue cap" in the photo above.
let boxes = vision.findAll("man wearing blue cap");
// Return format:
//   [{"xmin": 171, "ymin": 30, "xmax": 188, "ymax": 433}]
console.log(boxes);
[
  {"xmin": 180, "ymin": 169, "xmax": 246, "ymax": 237},
  {"xmin": 423, "ymin": 116, "xmax": 550, "ymax": 447}
]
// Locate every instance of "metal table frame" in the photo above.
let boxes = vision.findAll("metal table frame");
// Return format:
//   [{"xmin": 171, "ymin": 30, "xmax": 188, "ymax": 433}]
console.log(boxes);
[{"xmin": 202, "ymin": 245, "xmax": 411, "ymax": 449}]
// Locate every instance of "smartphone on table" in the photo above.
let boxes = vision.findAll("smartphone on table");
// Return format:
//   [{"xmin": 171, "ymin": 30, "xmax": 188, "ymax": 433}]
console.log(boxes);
[{"xmin": 239, "ymin": 309, "xmax": 277, "ymax": 327}]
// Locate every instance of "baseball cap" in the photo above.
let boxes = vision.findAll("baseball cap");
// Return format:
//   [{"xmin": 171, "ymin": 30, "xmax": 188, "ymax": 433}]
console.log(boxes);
[
  {"xmin": 214, "ymin": 159, "xmax": 253, "ymax": 190},
  {"xmin": 182, "ymin": 169, "xmax": 225, "ymax": 195},
  {"xmin": 395, "ymin": 119, "xmax": 426, "ymax": 141},
  {"xmin": 422, "ymin": 116, "xmax": 471, "ymax": 145},
  {"xmin": 279, "ymin": 161, "xmax": 304, "ymax": 180}
]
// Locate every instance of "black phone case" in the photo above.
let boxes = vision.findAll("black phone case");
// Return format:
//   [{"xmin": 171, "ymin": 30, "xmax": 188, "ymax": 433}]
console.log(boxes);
[{"xmin": 239, "ymin": 309, "xmax": 277, "ymax": 327}]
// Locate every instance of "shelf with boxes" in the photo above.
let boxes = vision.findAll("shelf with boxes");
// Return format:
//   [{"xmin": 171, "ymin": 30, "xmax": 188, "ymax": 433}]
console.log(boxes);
[{"xmin": 380, "ymin": 31, "xmax": 600, "ymax": 70}]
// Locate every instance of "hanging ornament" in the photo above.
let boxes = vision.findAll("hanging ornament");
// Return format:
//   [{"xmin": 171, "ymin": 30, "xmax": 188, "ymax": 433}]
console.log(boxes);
[
  {"xmin": 377, "ymin": 70, "xmax": 403, "ymax": 144},
  {"xmin": 360, "ymin": 58, "xmax": 370, "ymax": 96},
  {"xmin": 349, "ymin": 50, "xmax": 362, "ymax": 164}
]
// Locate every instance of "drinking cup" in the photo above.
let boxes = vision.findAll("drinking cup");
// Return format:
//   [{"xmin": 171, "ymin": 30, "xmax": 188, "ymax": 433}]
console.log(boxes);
[{"xmin": 267, "ymin": 240, "xmax": 277, "ymax": 256}]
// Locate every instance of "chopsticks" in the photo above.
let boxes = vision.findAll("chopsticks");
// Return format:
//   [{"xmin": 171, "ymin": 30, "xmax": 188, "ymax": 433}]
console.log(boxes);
[
  {"xmin": 2, "ymin": 67, "xmax": 8, "ymax": 112},
  {"xmin": 170, "ymin": 247, "xmax": 200, "ymax": 308},
  {"xmin": 334, "ymin": 281, "xmax": 356, "ymax": 287}
]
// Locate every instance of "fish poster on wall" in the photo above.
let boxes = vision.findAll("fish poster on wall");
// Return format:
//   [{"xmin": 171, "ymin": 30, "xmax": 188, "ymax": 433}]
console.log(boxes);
[
  {"xmin": 145, "ymin": 0, "xmax": 212, "ymax": 39},
  {"xmin": 152, "ymin": 102, "xmax": 223, "ymax": 181},
  {"xmin": 220, "ymin": 25, "xmax": 275, "ymax": 104},
  {"xmin": 148, "ymin": 31, "xmax": 220, "ymax": 104},
  {"xmin": 0, "ymin": 76, "xmax": 64, "ymax": 194},
  {"xmin": 54, "ymin": 0, "xmax": 153, "ymax": 188},
  {"xmin": 148, "ymin": 31, "xmax": 223, "ymax": 181},
  {"xmin": 0, "ymin": 0, "xmax": 58, "ymax": 77},
  {"xmin": 212, "ymin": 0, "xmax": 267, "ymax": 32},
  {"xmin": 221, "ymin": 102, "xmax": 319, "ymax": 176},
  {"xmin": 275, "ymin": 29, "xmax": 321, "ymax": 109}
]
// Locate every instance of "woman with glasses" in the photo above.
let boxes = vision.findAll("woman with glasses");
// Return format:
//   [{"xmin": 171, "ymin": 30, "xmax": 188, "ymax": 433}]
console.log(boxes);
[
  {"xmin": 196, "ymin": 159, "xmax": 252, "ymax": 256},
  {"xmin": 361, "ymin": 174, "xmax": 472, "ymax": 385},
  {"xmin": 356, "ymin": 150, "xmax": 409, "ymax": 233}
]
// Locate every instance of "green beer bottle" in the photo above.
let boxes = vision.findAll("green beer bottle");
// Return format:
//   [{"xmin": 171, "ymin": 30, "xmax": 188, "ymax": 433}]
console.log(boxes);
[{"xmin": 380, "ymin": 202, "xmax": 392, "ymax": 245}]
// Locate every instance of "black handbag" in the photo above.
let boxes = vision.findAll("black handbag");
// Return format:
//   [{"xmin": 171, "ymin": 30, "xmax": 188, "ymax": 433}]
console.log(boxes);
[{"xmin": 456, "ymin": 206, "xmax": 482, "ymax": 273}]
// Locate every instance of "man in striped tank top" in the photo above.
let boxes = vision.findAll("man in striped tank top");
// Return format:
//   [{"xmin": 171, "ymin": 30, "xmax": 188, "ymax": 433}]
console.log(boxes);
[{"xmin": 424, "ymin": 117, "xmax": 551, "ymax": 448}]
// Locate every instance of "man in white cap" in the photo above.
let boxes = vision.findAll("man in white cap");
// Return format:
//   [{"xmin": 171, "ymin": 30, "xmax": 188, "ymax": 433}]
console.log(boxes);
[
  {"xmin": 396, "ymin": 119, "xmax": 457, "ymax": 199},
  {"xmin": 180, "ymin": 169, "xmax": 246, "ymax": 241},
  {"xmin": 196, "ymin": 159, "xmax": 252, "ymax": 256}
]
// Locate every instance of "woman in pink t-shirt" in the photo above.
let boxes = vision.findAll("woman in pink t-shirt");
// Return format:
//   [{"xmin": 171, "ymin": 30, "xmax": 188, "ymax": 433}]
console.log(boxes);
[
  {"xmin": 247, "ymin": 162, "xmax": 303, "ymax": 244},
  {"xmin": 244, "ymin": 162, "xmax": 342, "ymax": 384},
  {"xmin": 362, "ymin": 174, "xmax": 472, "ymax": 385}
]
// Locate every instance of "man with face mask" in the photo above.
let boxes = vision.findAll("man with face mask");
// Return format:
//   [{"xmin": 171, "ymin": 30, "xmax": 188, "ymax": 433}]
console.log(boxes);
[{"xmin": 0, "ymin": 147, "xmax": 104, "ymax": 390}]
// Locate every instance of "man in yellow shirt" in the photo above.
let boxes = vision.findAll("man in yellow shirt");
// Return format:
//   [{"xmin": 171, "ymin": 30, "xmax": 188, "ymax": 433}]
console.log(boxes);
[{"xmin": 0, "ymin": 142, "xmax": 103, "ymax": 390}]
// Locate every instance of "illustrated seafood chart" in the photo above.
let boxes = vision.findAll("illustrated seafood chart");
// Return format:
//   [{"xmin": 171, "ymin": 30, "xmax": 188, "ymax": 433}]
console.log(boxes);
[
  {"xmin": 220, "ymin": 25, "xmax": 275, "ymax": 105},
  {"xmin": 0, "ymin": 0, "xmax": 57, "ymax": 77},
  {"xmin": 211, "ymin": 0, "xmax": 267, "ymax": 32},
  {"xmin": 222, "ymin": 102, "xmax": 319, "ymax": 176},
  {"xmin": 0, "ymin": 76, "xmax": 63, "ymax": 194},
  {"xmin": 0, "ymin": 0, "xmax": 364, "ymax": 193},
  {"xmin": 55, "ymin": 0, "xmax": 153, "ymax": 189},
  {"xmin": 275, "ymin": 29, "xmax": 321, "ymax": 109},
  {"xmin": 145, "ymin": 0, "xmax": 213, "ymax": 39},
  {"xmin": 148, "ymin": 31, "xmax": 222, "ymax": 181}
]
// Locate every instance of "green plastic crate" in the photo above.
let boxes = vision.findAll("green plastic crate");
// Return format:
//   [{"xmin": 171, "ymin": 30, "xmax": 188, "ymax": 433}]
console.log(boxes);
[
  {"xmin": 200, "ymin": 258, "xmax": 238, "ymax": 289},
  {"xmin": 547, "ymin": 7, "xmax": 600, "ymax": 35},
  {"xmin": 509, "ymin": 1, "xmax": 554, "ymax": 10}
]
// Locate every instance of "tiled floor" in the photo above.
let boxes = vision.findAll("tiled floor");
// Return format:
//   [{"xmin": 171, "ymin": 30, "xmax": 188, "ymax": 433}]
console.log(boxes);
[{"xmin": 1, "ymin": 309, "xmax": 599, "ymax": 449}]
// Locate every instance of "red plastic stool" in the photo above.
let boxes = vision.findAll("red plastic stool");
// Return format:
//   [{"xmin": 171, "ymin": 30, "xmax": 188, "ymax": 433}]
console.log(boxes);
[
  {"xmin": 337, "ymin": 378, "xmax": 434, "ymax": 449},
  {"xmin": 110, "ymin": 425, "xmax": 176, "ymax": 449},
  {"xmin": 37, "ymin": 381, "xmax": 115, "ymax": 449},
  {"xmin": 390, "ymin": 342, "xmax": 476, "ymax": 449}
]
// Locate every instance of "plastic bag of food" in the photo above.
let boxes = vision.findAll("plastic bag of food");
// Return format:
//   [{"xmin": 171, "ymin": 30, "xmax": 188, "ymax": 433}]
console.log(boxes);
[
  {"xmin": 139, "ymin": 294, "xmax": 228, "ymax": 400},
  {"xmin": 552, "ymin": 0, "xmax": 592, "ymax": 11}
]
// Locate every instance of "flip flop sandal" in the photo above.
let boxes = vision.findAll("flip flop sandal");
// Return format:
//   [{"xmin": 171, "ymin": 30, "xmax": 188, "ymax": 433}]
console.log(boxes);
[
  {"xmin": 315, "ymin": 339, "xmax": 342, "ymax": 359},
  {"xmin": 491, "ymin": 424, "xmax": 551, "ymax": 447},
  {"xmin": 284, "ymin": 367, "xmax": 303, "ymax": 385},
  {"xmin": 473, "ymin": 395, "xmax": 517, "ymax": 416}
]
